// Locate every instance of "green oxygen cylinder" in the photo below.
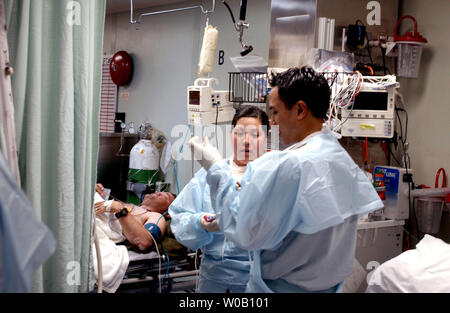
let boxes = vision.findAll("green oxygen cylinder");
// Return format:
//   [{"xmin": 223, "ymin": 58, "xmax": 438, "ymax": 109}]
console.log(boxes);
[{"xmin": 127, "ymin": 139, "xmax": 159, "ymax": 205}]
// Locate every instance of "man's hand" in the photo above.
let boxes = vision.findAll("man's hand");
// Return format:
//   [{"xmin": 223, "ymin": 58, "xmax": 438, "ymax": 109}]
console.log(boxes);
[
  {"xmin": 189, "ymin": 136, "xmax": 222, "ymax": 171},
  {"xmin": 110, "ymin": 200, "xmax": 123, "ymax": 213},
  {"xmin": 94, "ymin": 200, "xmax": 122, "ymax": 215},
  {"xmin": 200, "ymin": 213, "xmax": 219, "ymax": 232}
]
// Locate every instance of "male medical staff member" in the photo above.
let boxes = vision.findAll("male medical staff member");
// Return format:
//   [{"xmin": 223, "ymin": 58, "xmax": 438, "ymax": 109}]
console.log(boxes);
[{"xmin": 189, "ymin": 67, "xmax": 384, "ymax": 293}]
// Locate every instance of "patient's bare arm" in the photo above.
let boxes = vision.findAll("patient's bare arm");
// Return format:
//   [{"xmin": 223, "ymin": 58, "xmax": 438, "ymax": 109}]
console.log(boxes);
[
  {"xmin": 108, "ymin": 200, "xmax": 166, "ymax": 251},
  {"xmin": 118, "ymin": 212, "xmax": 166, "ymax": 251},
  {"xmin": 95, "ymin": 200, "xmax": 166, "ymax": 251}
]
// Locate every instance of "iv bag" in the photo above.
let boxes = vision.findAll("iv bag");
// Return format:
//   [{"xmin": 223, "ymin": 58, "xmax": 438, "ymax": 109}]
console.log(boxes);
[{"xmin": 198, "ymin": 25, "xmax": 219, "ymax": 77}]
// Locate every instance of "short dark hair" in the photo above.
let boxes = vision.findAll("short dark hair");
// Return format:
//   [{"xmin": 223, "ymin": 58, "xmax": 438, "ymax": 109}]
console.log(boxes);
[
  {"xmin": 169, "ymin": 192, "xmax": 177, "ymax": 200},
  {"xmin": 231, "ymin": 105, "xmax": 270, "ymax": 134},
  {"xmin": 269, "ymin": 67, "xmax": 331, "ymax": 119}
]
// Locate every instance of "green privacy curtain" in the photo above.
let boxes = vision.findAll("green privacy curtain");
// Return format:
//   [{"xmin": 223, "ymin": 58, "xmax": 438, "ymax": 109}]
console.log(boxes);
[{"xmin": 5, "ymin": 0, "xmax": 106, "ymax": 292}]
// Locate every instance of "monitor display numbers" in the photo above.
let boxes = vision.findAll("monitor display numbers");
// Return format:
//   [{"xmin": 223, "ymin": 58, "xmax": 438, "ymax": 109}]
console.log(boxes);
[{"xmin": 189, "ymin": 90, "xmax": 200, "ymax": 105}]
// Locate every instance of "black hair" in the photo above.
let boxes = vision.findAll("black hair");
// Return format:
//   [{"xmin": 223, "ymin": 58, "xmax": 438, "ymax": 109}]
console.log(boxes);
[
  {"xmin": 169, "ymin": 192, "xmax": 177, "ymax": 199},
  {"xmin": 231, "ymin": 105, "xmax": 270, "ymax": 134},
  {"xmin": 269, "ymin": 66, "xmax": 331, "ymax": 119}
]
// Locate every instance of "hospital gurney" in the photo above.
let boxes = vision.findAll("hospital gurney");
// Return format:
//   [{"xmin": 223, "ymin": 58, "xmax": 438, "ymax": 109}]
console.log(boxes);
[
  {"xmin": 93, "ymin": 216, "xmax": 201, "ymax": 293},
  {"xmin": 116, "ymin": 248, "xmax": 201, "ymax": 293}
]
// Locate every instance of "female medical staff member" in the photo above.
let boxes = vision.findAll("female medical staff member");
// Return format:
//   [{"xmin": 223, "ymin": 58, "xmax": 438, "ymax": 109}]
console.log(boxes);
[{"xmin": 169, "ymin": 106, "xmax": 269, "ymax": 293}]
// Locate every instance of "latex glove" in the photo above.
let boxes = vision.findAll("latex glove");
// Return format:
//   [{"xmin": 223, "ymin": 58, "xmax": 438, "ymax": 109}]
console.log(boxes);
[
  {"xmin": 189, "ymin": 136, "xmax": 222, "ymax": 171},
  {"xmin": 200, "ymin": 213, "xmax": 219, "ymax": 232},
  {"xmin": 95, "ymin": 183, "xmax": 105, "ymax": 198}
]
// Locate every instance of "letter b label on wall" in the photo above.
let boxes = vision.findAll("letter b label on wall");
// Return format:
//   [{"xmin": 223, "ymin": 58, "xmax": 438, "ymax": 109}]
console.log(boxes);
[{"xmin": 218, "ymin": 50, "xmax": 225, "ymax": 65}]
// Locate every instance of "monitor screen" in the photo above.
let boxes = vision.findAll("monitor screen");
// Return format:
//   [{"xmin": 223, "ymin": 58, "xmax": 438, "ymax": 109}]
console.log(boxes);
[
  {"xmin": 353, "ymin": 91, "xmax": 388, "ymax": 111},
  {"xmin": 189, "ymin": 90, "xmax": 200, "ymax": 105}
]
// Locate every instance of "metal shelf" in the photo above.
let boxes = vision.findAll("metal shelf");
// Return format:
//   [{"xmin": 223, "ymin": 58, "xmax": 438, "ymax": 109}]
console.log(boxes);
[{"xmin": 228, "ymin": 72, "xmax": 268, "ymax": 104}]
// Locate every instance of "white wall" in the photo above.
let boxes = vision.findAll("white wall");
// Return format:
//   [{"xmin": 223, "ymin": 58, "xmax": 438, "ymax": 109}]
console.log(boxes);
[
  {"xmin": 103, "ymin": 0, "xmax": 271, "ymax": 192},
  {"xmin": 398, "ymin": 0, "xmax": 450, "ymax": 187},
  {"xmin": 102, "ymin": 0, "xmax": 450, "ymax": 191}
]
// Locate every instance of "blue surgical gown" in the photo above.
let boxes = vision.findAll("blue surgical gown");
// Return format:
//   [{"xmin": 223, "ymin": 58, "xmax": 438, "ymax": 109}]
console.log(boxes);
[
  {"xmin": 0, "ymin": 152, "xmax": 56, "ymax": 292},
  {"xmin": 169, "ymin": 164, "xmax": 251, "ymax": 293},
  {"xmin": 206, "ymin": 130, "xmax": 384, "ymax": 292}
]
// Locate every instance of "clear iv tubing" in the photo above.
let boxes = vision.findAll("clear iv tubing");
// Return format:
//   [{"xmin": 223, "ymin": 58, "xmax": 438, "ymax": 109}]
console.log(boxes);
[
  {"xmin": 173, "ymin": 124, "xmax": 200, "ymax": 291},
  {"xmin": 174, "ymin": 125, "xmax": 191, "ymax": 194}
]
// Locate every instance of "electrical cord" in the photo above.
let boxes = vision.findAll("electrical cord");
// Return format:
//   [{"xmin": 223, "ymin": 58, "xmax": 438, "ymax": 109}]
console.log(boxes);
[
  {"xmin": 365, "ymin": 29, "xmax": 374, "ymax": 65},
  {"xmin": 147, "ymin": 231, "xmax": 162, "ymax": 293},
  {"xmin": 222, "ymin": 1, "xmax": 236, "ymax": 25},
  {"xmin": 388, "ymin": 148, "xmax": 402, "ymax": 166},
  {"xmin": 332, "ymin": 71, "xmax": 362, "ymax": 109},
  {"xmin": 327, "ymin": 71, "xmax": 362, "ymax": 132},
  {"xmin": 194, "ymin": 249, "xmax": 200, "ymax": 292},
  {"xmin": 395, "ymin": 108, "xmax": 405, "ymax": 147},
  {"xmin": 402, "ymin": 227, "xmax": 419, "ymax": 247},
  {"xmin": 395, "ymin": 108, "xmax": 412, "ymax": 170},
  {"xmin": 151, "ymin": 209, "xmax": 172, "ymax": 293},
  {"xmin": 396, "ymin": 108, "xmax": 409, "ymax": 145},
  {"xmin": 215, "ymin": 105, "xmax": 219, "ymax": 148},
  {"xmin": 381, "ymin": 46, "xmax": 387, "ymax": 75},
  {"xmin": 395, "ymin": 104, "xmax": 419, "ymax": 246},
  {"xmin": 159, "ymin": 246, "xmax": 170, "ymax": 292}
]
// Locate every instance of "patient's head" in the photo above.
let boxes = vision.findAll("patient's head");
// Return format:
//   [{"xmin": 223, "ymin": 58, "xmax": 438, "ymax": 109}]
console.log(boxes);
[{"xmin": 141, "ymin": 191, "xmax": 176, "ymax": 214}]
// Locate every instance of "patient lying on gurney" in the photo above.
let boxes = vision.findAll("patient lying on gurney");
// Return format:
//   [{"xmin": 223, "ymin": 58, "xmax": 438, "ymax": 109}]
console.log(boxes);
[
  {"xmin": 94, "ymin": 183, "xmax": 175, "ymax": 251},
  {"xmin": 93, "ymin": 184, "xmax": 181, "ymax": 292}
]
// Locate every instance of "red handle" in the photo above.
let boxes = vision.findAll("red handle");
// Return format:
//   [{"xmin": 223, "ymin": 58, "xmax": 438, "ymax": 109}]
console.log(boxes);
[
  {"xmin": 435, "ymin": 168, "xmax": 447, "ymax": 188},
  {"xmin": 394, "ymin": 15, "xmax": 418, "ymax": 40}
]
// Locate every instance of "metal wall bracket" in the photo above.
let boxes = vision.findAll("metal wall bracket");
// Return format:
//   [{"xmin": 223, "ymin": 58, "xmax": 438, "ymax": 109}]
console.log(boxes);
[{"xmin": 130, "ymin": 0, "xmax": 215, "ymax": 24}]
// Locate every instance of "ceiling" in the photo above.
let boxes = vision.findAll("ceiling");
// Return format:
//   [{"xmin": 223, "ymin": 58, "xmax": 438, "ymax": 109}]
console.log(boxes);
[{"xmin": 106, "ymin": 0, "xmax": 192, "ymax": 14}]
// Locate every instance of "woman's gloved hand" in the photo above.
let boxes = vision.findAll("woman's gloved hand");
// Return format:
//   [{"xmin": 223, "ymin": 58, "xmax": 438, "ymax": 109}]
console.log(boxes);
[
  {"xmin": 200, "ymin": 213, "xmax": 219, "ymax": 232},
  {"xmin": 95, "ymin": 183, "xmax": 105, "ymax": 198},
  {"xmin": 189, "ymin": 136, "xmax": 222, "ymax": 171}
]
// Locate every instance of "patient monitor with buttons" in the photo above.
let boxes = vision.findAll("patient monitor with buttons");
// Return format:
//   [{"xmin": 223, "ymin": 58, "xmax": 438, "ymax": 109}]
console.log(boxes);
[{"xmin": 341, "ymin": 75, "xmax": 398, "ymax": 138}]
